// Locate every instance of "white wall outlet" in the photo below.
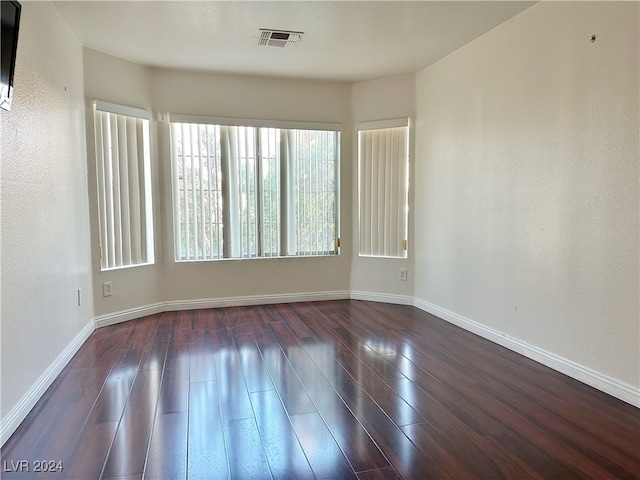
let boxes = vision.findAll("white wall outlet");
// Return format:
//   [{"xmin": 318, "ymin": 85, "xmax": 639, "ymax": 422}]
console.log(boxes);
[
  {"xmin": 399, "ymin": 268, "xmax": 408, "ymax": 281},
  {"xmin": 103, "ymin": 281, "xmax": 113, "ymax": 297}
]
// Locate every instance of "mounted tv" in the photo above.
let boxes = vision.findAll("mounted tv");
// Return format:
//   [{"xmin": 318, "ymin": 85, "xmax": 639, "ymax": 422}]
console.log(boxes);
[{"xmin": 1, "ymin": 0, "xmax": 21, "ymax": 111}]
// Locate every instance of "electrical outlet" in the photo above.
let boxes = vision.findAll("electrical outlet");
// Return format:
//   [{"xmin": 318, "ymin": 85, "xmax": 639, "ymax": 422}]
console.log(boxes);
[
  {"xmin": 399, "ymin": 268, "xmax": 408, "ymax": 281},
  {"xmin": 103, "ymin": 281, "xmax": 113, "ymax": 297}
]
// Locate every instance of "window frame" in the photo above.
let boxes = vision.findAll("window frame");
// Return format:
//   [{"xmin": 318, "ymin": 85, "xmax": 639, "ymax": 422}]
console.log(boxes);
[
  {"xmin": 357, "ymin": 117, "xmax": 410, "ymax": 259},
  {"xmin": 169, "ymin": 114, "xmax": 341, "ymax": 262},
  {"xmin": 93, "ymin": 100, "xmax": 155, "ymax": 271}
]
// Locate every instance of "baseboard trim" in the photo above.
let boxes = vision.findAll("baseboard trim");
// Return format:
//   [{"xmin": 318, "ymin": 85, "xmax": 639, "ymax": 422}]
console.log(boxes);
[
  {"xmin": 0, "ymin": 319, "xmax": 95, "ymax": 446},
  {"xmin": 95, "ymin": 302, "xmax": 165, "ymax": 328},
  {"xmin": 350, "ymin": 290, "xmax": 414, "ymax": 306},
  {"xmin": 163, "ymin": 290, "xmax": 351, "ymax": 311},
  {"xmin": 412, "ymin": 297, "xmax": 640, "ymax": 408},
  {"xmin": 95, "ymin": 290, "xmax": 351, "ymax": 328}
]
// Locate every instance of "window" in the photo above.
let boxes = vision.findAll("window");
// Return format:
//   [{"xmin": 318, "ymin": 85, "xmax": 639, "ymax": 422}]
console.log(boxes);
[
  {"xmin": 93, "ymin": 101, "xmax": 154, "ymax": 270},
  {"xmin": 358, "ymin": 118, "xmax": 409, "ymax": 258},
  {"xmin": 170, "ymin": 116, "xmax": 340, "ymax": 261}
]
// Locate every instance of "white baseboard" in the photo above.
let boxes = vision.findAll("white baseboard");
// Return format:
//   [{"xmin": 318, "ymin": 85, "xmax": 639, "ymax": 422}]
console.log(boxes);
[
  {"xmin": 0, "ymin": 319, "xmax": 95, "ymax": 446},
  {"xmin": 164, "ymin": 290, "xmax": 351, "ymax": 310},
  {"xmin": 350, "ymin": 290, "xmax": 414, "ymax": 306},
  {"xmin": 95, "ymin": 290, "xmax": 351, "ymax": 328},
  {"xmin": 95, "ymin": 302, "xmax": 165, "ymax": 328},
  {"xmin": 412, "ymin": 297, "xmax": 640, "ymax": 408}
]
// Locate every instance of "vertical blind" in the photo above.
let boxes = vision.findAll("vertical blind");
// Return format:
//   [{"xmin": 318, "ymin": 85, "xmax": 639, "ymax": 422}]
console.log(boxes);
[
  {"xmin": 358, "ymin": 119, "xmax": 409, "ymax": 258},
  {"xmin": 94, "ymin": 101, "xmax": 154, "ymax": 270},
  {"xmin": 170, "ymin": 117, "xmax": 339, "ymax": 261}
]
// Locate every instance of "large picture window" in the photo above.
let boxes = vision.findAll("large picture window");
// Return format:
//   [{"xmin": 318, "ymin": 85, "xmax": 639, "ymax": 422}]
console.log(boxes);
[
  {"xmin": 170, "ymin": 116, "xmax": 340, "ymax": 261},
  {"xmin": 93, "ymin": 101, "xmax": 154, "ymax": 270}
]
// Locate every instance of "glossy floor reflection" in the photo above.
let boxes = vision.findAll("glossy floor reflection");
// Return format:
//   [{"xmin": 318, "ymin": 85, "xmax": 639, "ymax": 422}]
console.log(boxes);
[{"xmin": 1, "ymin": 300, "xmax": 639, "ymax": 479}]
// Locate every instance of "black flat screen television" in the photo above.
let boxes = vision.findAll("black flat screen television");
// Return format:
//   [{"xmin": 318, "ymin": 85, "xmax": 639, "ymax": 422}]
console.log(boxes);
[{"xmin": 1, "ymin": 0, "xmax": 21, "ymax": 111}]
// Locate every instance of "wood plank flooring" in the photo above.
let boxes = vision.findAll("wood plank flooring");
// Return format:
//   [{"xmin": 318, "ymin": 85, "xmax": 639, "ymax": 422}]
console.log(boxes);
[{"xmin": 1, "ymin": 300, "xmax": 639, "ymax": 479}]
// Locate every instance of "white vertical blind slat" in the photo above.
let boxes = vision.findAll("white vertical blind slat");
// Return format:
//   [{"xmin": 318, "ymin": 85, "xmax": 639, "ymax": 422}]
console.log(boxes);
[
  {"xmin": 242, "ymin": 127, "xmax": 251, "ymax": 257},
  {"xmin": 190, "ymin": 124, "xmax": 198, "ymax": 260},
  {"xmin": 204, "ymin": 125, "xmax": 214, "ymax": 258},
  {"xmin": 139, "ymin": 120, "xmax": 150, "ymax": 264},
  {"xmin": 103, "ymin": 113, "xmax": 115, "ymax": 268},
  {"xmin": 313, "ymin": 132, "xmax": 319, "ymax": 254},
  {"xmin": 276, "ymin": 130, "xmax": 281, "ymax": 256},
  {"xmin": 127, "ymin": 117, "xmax": 140, "ymax": 265},
  {"xmin": 297, "ymin": 131, "xmax": 302, "ymax": 254},
  {"xmin": 213, "ymin": 125, "xmax": 222, "ymax": 257},
  {"xmin": 181, "ymin": 123, "xmax": 190, "ymax": 258},
  {"xmin": 391, "ymin": 128, "xmax": 401, "ymax": 254},
  {"xmin": 280, "ymin": 129, "xmax": 295, "ymax": 256},
  {"xmin": 320, "ymin": 133, "xmax": 325, "ymax": 253},
  {"xmin": 118, "ymin": 116, "xmax": 131, "ymax": 265},
  {"xmin": 110, "ymin": 115, "xmax": 123, "ymax": 267},
  {"xmin": 220, "ymin": 125, "xmax": 231, "ymax": 258},
  {"xmin": 221, "ymin": 125, "xmax": 241, "ymax": 258},
  {"xmin": 399, "ymin": 128, "xmax": 407, "ymax": 253},
  {"xmin": 197, "ymin": 124, "xmax": 206, "ymax": 260},
  {"xmin": 171, "ymin": 123, "xmax": 182, "ymax": 260},
  {"xmin": 359, "ymin": 129, "xmax": 369, "ymax": 256},
  {"xmin": 369, "ymin": 130, "xmax": 377, "ymax": 255},
  {"xmin": 95, "ymin": 112, "xmax": 109, "ymax": 269},
  {"xmin": 390, "ymin": 128, "xmax": 398, "ymax": 255},
  {"xmin": 372, "ymin": 130, "xmax": 380, "ymax": 255},
  {"xmin": 383, "ymin": 129, "xmax": 391, "ymax": 256},
  {"xmin": 256, "ymin": 128, "xmax": 264, "ymax": 257}
]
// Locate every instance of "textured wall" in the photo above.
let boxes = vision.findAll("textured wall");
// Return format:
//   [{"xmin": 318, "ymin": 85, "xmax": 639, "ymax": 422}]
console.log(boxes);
[
  {"xmin": 414, "ymin": 2, "xmax": 639, "ymax": 386},
  {"xmin": 0, "ymin": 3, "xmax": 93, "ymax": 418}
]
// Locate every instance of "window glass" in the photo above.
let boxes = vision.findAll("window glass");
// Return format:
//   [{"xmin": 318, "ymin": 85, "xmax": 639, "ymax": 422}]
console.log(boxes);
[{"xmin": 170, "ymin": 120, "xmax": 340, "ymax": 261}]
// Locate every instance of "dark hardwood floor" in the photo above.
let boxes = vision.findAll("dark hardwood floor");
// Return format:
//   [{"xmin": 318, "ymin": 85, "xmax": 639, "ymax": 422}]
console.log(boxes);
[{"xmin": 2, "ymin": 300, "xmax": 639, "ymax": 479}]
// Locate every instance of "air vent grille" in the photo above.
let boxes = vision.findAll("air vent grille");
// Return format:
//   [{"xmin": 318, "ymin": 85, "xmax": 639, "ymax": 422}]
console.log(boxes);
[{"xmin": 258, "ymin": 29, "xmax": 304, "ymax": 48}]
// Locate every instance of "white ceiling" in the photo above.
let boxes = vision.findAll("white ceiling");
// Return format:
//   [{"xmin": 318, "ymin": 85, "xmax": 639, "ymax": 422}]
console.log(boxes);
[{"xmin": 53, "ymin": 1, "xmax": 535, "ymax": 83}]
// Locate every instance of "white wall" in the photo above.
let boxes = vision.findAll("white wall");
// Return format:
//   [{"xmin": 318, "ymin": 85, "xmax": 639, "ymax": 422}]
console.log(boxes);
[
  {"xmin": 350, "ymin": 75, "xmax": 415, "ymax": 298},
  {"xmin": 0, "ymin": 2, "xmax": 93, "ymax": 422},
  {"xmin": 414, "ymin": 2, "xmax": 639, "ymax": 387}
]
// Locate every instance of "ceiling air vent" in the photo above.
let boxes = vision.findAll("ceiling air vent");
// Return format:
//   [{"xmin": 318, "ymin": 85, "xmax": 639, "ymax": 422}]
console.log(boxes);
[{"xmin": 258, "ymin": 29, "xmax": 304, "ymax": 48}]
